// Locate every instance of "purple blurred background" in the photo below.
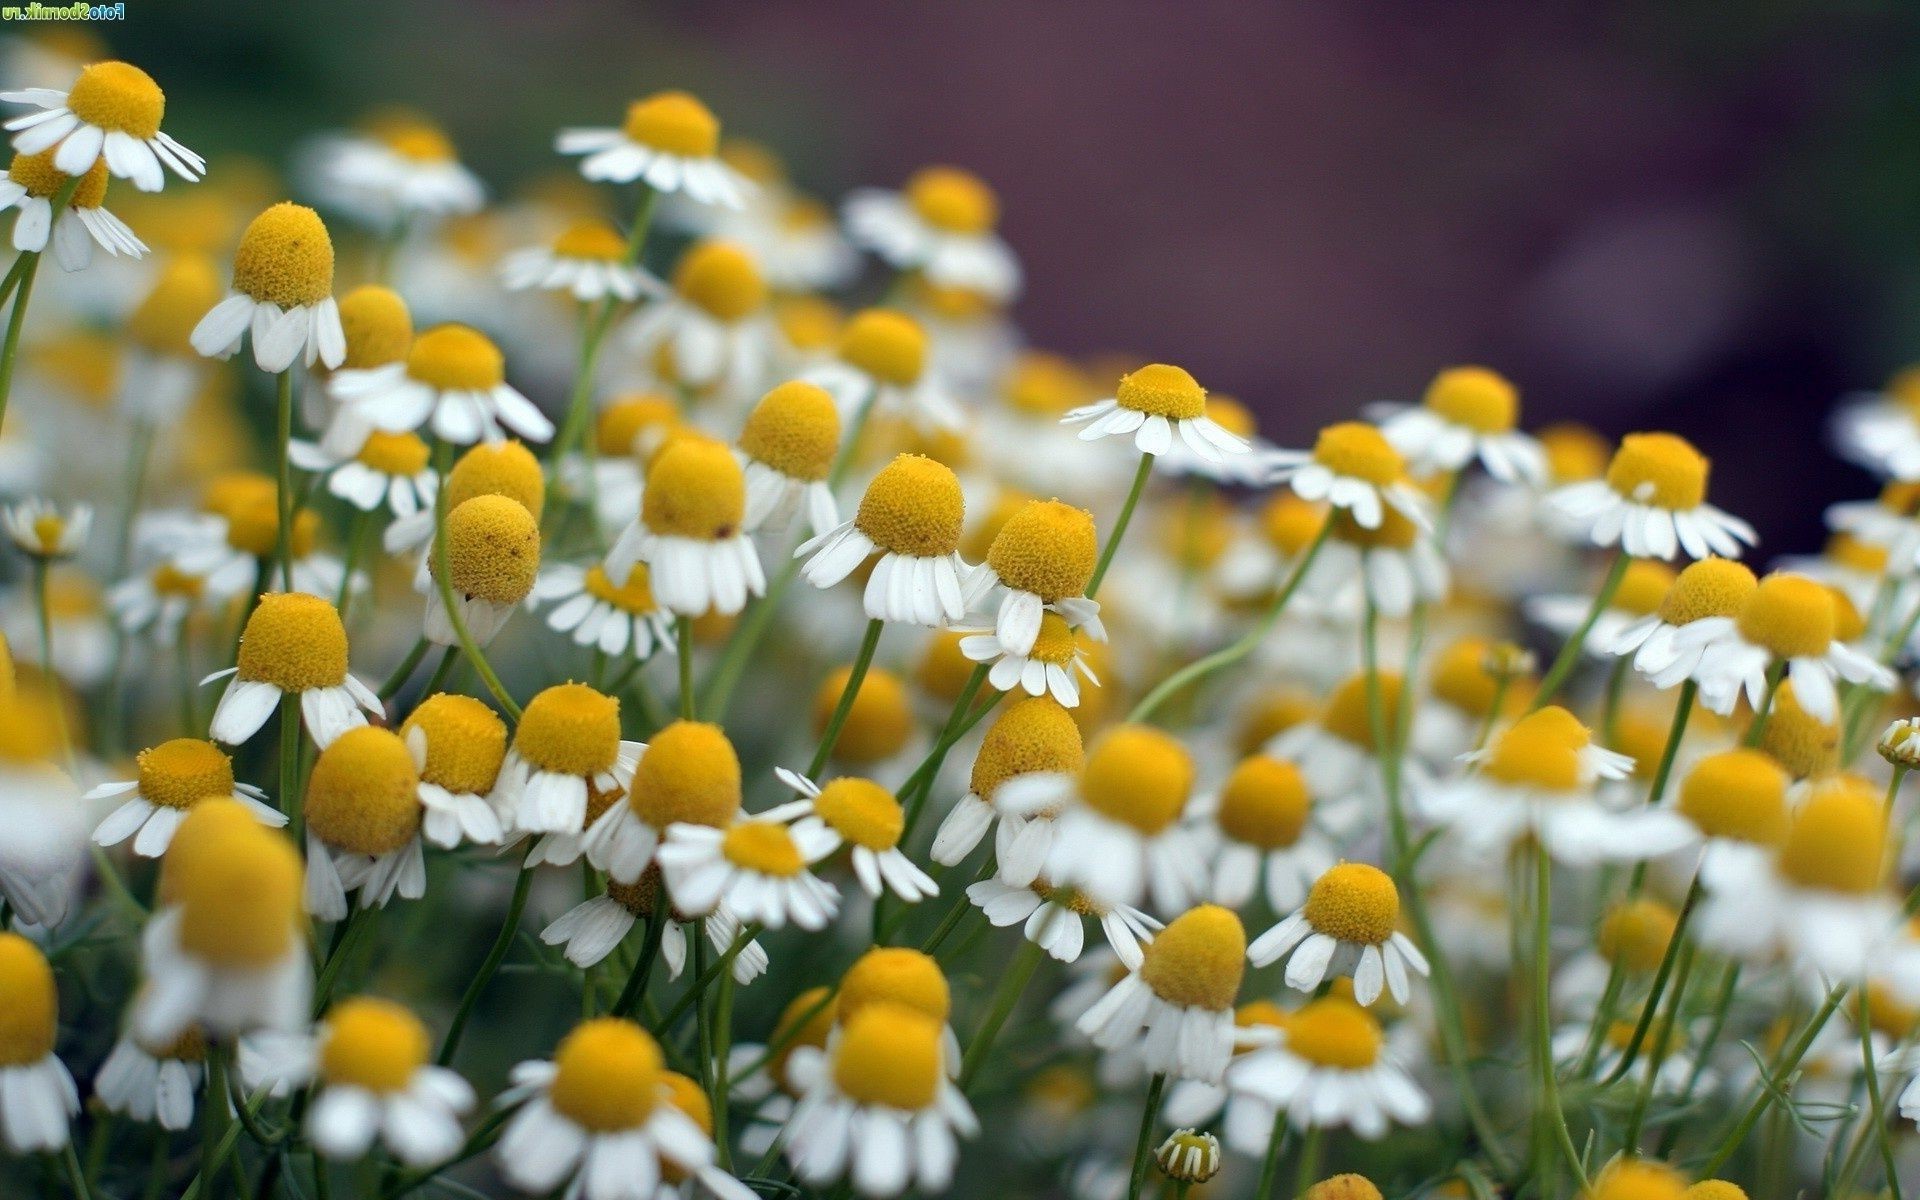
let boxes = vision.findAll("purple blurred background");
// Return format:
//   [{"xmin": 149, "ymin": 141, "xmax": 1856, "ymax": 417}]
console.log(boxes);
[{"xmin": 132, "ymin": 0, "xmax": 1920, "ymax": 550}]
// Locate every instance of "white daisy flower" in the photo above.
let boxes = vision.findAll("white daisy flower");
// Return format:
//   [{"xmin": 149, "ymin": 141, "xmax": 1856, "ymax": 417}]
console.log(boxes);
[
  {"xmin": 737, "ymin": 380, "xmax": 842, "ymax": 538},
  {"xmin": 766, "ymin": 768, "xmax": 938, "ymax": 903},
  {"xmin": 325, "ymin": 322, "xmax": 553, "ymax": 450},
  {"xmin": 0, "ymin": 718, "xmax": 87, "ymax": 929},
  {"xmin": 929, "ymin": 695, "xmax": 1083, "ymax": 877},
  {"xmin": 956, "ymin": 611, "xmax": 1101, "ymax": 709},
  {"xmin": 2, "ymin": 496, "xmax": 88, "ymax": 559},
  {"xmin": 1225, "ymin": 995, "xmax": 1430, "ymax": 1139},
  {"xmin": 288, "ymin": 430, "xmax": 437, "ymax": 520},
  {"xmin": 203, "ymin": 594, "xmax": 381, "ymax": 750},
  {"xmin": 578, "ymin": 720, "xmax": 742, "ymax": 882},
  {"xmin": 556, "ymin": 90, "xmax": 751, "ymax": 208},
  {"xmin": 604, "ymin": 437, "xmax": 765, "ymax": 619},
  {"xmin": 1407, "ymin": 638, "xmax": 1533, "ymax": 768},
  {"xmin": 1247, "ymin": 863, "xmax": 1430, "ymax": 1006},
  {"xmin": 1262, "ymin": 671, "xmax": 1422, "ymax": 836},
  {"xmin": 803, "ymin": 307, "xmax": 962, "ymax": 434},
  {"xmin": 1601, "ymin": 556, "xmax": 1755, "ymax": 688},
  {"xmin": 625, "ymin": 239, "xmax": 777, "ymax": 404},
  {"xmin": 539, "ymin": 869, "xmax": 767, "ymax": 985},
  {"xmin": 657, "ymin": 814, "xmax": 841, "ymax": 932},
  {"xmin": 972, "ymin": 497, "xmax": 1106, "ymax": 657},
  {"xmin": 1064, "ymin": 363, "xmax": 1249, "ymax": 464},
  {"xmin": 1827, "ymin": 482, "xmax": 1920, "ymax": 571},
  {"xmin": 2, "ymin": 61, "xmax": 203, "ymax": 191},
  {"xmin": 1076, "ymin": 906, "xmax": 1248, "ymax": 1084},
  {"xmin": 492, "ymin": 683, "xmax": 643, "ymax": 837},
  {"xmin": 398, "ymin": 694, "xmax": 508, "ymax": 850},
  {"xmin": 86, "ymin": 738, "xmax": 282, "ymax": 858},
  {"xmin": 1547, "ymin": 431, "xmax": 1756, "ymax": 560},
  {"xmin": 299, "ymin": 114, "xmax": 484, "ymax": 226},
  {"xmin": 1265, "ymin": 421, "xmax": 1431, "ymax": 532},
  {"xmin": 0, "ymin": 149, "xmax": 143, "ymax": 269},
  {"xmin": 419, "ymin": 493, "xmax": 540, "ymax": 650},
  {"xmin": 158, "ymin": 500, "xmax": 348, "ymax": 606},
  {"xmin": 499, "ymin": 218, "xmax": 655, "ymax": 302},
  {"xmin": 797, "ymin": 452, "xmax": 978, "ymax": 629},
  {"xmin": 238, "ymin": 998, "xmax": 473, "ymax": 1167},
  {"xmin": 0, "ymin": 934, "xmax": 78, "ymax": 1153},
  {"xmin": 1302, "ymin": 506, "xmax": 1449, "ymax": 619},
  {"xmin": 1371, "ymin": 366, "xmax": 1546, "ymax": 484},
  {"xmin": 106, "ymin": 559, "xmax": 208, "ymax": 648},
  {"xmin": 1187, "ymin": 755, "xmax": 1339, "ymax": 914},
  {"xmin": 1680, "ymin": 572, "xmax": 1895, "ymax": 723},
  {"xmin": 189, "ymin": 202, "xmax": 346, "ymax": 373},
  {"xmin": 719, "ymin": 192, "xmax": 858, "ymax": 292},
  {"xmin": 93, "ymin": 1022, "xmax": 204, "ymax": 1131},
  {"xmin": 966, "ymin": 876, "xmax": 1158, "ymax": 966},
  {"xmin": 843, "ymin": 166, "xmax": 1020, "ymax": 300},
  {"xmin": 531, "ymin": 561, "xmax": 675, "ymax": 661},
  {"xmin": 1832, "ymin": 368, "xmax": 1920, "ymax": 482},
  {"xmin": 301, "ymin": 728, "xmax": 430, "ymax": 923}
]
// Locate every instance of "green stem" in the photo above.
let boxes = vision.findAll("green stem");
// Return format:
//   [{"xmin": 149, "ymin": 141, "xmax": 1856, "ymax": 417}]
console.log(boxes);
[
  {"xmin": 334, "ymin": 508, "xmax": 375, "ymax": 621},
  {"xmin": 113, "ymin": 421, "xmax": 156, "ymax": 582},
  {"xmin": 273, "ymin": 371, "xmax": 295, "ymax": 591},
  {"xmin": 806, "ymin": 619, "xmax": 883, "ymax": 778},
  {"xmin": 548, "ymin": 186, "xmax": 658, "ymax": 476},
  {"xmin": 311, "ymin": 907, "xmax": 374, "ymax": 1015},
  {"xmin": 677, "ymin": 616, "xmax": 695, "ymax": 719},
  {"xmin": 897, "ymin": 663, "xmax": 990, "ymax": 844},
  {"xmin": 437, "ymin": 853, "xmax": 535, "ymax": 1065},
  {"xmin": 0, "ymin": 180, "xmax": 64, "ymax": 438},
  {"xmin": 197, "ymin": 1045, "xmax": 232, "ymax": 1200},
  {"xmin": 376, "ymin": 636, "xmax": 431, "ymax": 701},
  {"xmin": 1533, "ymin": 846, "xmax": 1588, "ymax": 1190},
  {"xmin": 1743, "ymin": 661, "xmax": 1787, "ymax": 747},
  {"xmin": 1598, "ymin": 875, "xmax": 1701, "ymax": 1086},
  {"xmin": 1125, "ymin": 1074, "xmax": 1166, "ymax": 1200},
  {"xmin": 279, "ymin": 694, "xmax": 303, "ymax": 848},
  {"xmin": 611, "ymin": 904, "xmax": 670, "ymax": 1019},
  {"xmin": 1621, "ymin": 936, "xmax": 1694, "ymax": 1151},
  {"xmin": 1656, "ymin": 961, "xmax": 1741, "ymax": 1157},
  {"xmin": 1531, "ymin": 552, "xmax": 1631, "ymax": 710},
  {"xmin": 1291, "ymin": 1126, "xmax": 1323, "ymax": 1198},
  {"xmin": 957, "ymin": 937, "xmax": 1044, "ymax": 1089},
  {"xmin": 1701, "ymin": 984, "xmax": 1848, "ymax": 1175},
  {"xmin": 1252, "ymin": 1110, "xmax": 1289, "ymax": 1200},
  {"xmin": 1088, "ymin": 451, "xmax": 1155, "ymax": 600},
  {"xmin": 61, "ymin": 1140, "xmax": 93, "ymax": 1200},
  {"xmin": 418, "ymin": 645, "xmax": 460, "ymax": 700},
  {"xmin": 1857, "ymin": 989, "xmax": 1905, "ymax": 1200}
]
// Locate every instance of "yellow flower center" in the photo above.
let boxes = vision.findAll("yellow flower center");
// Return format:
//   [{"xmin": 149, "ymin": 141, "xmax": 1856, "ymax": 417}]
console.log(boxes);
[
  {"xmin": 905, "ymin": 166, "xmax": 998, "ymax": 235},
  {"xmin": 149, "ymin": 562, "xmax": 204, "ymax": 600},
  {"xmin": 305, "ymin": 727, "xmax": 423, "ymax": 856},
  {"xmin": 1319, "ymin": 671, "xmax": 1404, "ymax": 752},
  {"xmin": 1605, "ymin": 432, "xmax": 1709, "ymax": 510},
  {"xmin": 1827, "ymin": 531, "xmax": 1888, "ymax": 575},
  {"xmin": 438, "ymin": 495, "xmax": 540, "ymax": 605},
  {"xmin": 775, "ymin": 294, "xmax": 842, "ymax": 354},
  {"xmin": 605, "ymin": 868, "xmax": 661, "ymax": 918},
  {"xmin": 1777, "ymin": 780, "xmax": 1885, "ymax": 894},
  {"xmin": 515, "ymin": 683, "xmax": 621, "ymax": 777},
  {"xmin": 1597, "ymin": 898, "xmax": 1678, "ymax": 973},
  {"xmin": 627, "ymin": 720, "xmax": 740, "ymax": 831},
  {"xmin": 1480, "ymin": 710, "xmax": 1585, "ymax": 792},
  {"xmin": 969, "ymin": 696, "xmax": 1082, "ymax": 801},
  {"xmin": 0, "ymin": 933, "xmax": 55, "ymax": 1066},
  {"xmin": 1682, "ymin": 1183, "xmax": 1749, "ymax": 1200},
  {"xmin": 407, "ymin": 323, "xmax": 504, "ymax": 392},
  {"xmin": 596, "ymin": 395, "xmax": 680, "ymax": 459},
  {"xmin": 1312, "ymin": 422, "xmax": 1405, "ymax": 487},
  {"xmin": 832, "ymin": 1003, "xmax": 943, "ymax": 1110},
  {"xmin": 674, "ymin": 240, "xmax": 767, "ymax": 322},
  {"xmin": 1586, "ymin": 1160, "xmax": 1688, "ymax": 1200},
  {"xmin": 1261, "ymin": 495, "xmax": 1329, "ymax": 556},
  {"xmin": 1003, "ymin": 353, "xmax": 1090, "ymax": 418},
  {"xmin": 174, "ymin": 825, "xmax": 303, "ymax": 967},
  {"xmin": 1283, "ymin": 998, "xmax": 1383, "ymax": 1069},
  {"xmin": 127, "ymin": 254, "xmax": 222, "ymax": 355},
  {"xmin": 231, "ymin": 203, "xmax": 335, "ymax": 309},
  {"xmin": 235, "ymin": 593, "xmax": 347, "ymax": 692},
  {"xmin": 740, "ymin": 381, "xmax": 839, "ymax": 482},
  {"xmin": 987, "ymin": 499, "xmax": 1096, "ymax": 601},
  {"xmin": 446, "ymin": 441, "xmax": 545, "ymax": 519},
  {"xmin": 813, "ymin": 777, "xmax": 904, "ymax": 850},
  {"xmin": 336, "ymin": 285, "xmax": 413, "ymax": 370},
  {"xmin": 1658, "ymin": 557, "xmax": 1756, "ymax": 626},
  {"xmin": 225, "ymin": 492, "xmax": 317, "ymax": 561},
  {"xmin": 551, "ymin": 220, "xmax": 628, "ymax": 263},
  {"xmin": 621, "ymin": 91, "xmax": 720, "ymax": 159},
  {"xmin": 355, "ymin": 429, "xmax": 430, "ymax": 477},
  {"xmin": 1025, "ymin": 613, "xmax": 1082, "ymax": 667},
  {"xmin": 1677, "ymin": 749, "xmax": 1788, "ymax": 845},
  {"xmin": 136, "ymin": 738, "xmax": 234, "ymax": 810},
  {"xmin": 840, "ymin": 946, "xmax": 950, "ymax": 1023},
  {"xmin": 721, "ymin": 821, "xmax": 805, "ymax": 876},
  {"xmin": 1330, "ymin": 505, "xmax": 1419, "ymax": 551},
  {"xmin": 1304, "ymin": 1176, "xmax": 1385, "ymax": 1200},
  {"xmin": 548, "ymin": 1018, "xmax": 664, "ymax": 1132},
  {"xmin": 318, "ymin": 998, "xmax": 428, "ymax": 1093},
  {"xmin": 1138, "ymin": 904, "xmax": 1245, "ymax": 1011},
  {"xmin": 838, "ymin": 309, "xmax": 927, "ymax": 387},
  {"xmin": 855, "ymin": 453, "xmax": 965, "ymax": 559},
  {"xmin": 642, "ymin": 436, "xmax": 746, "ymax": 540},
  {"xmin": 1303, "ymin": 862, "xmax": 1399, "ymax": 945},
  {"xmin": 1430, "ymin": 638, "xmax": 1521, "ymax": 718},
  {"xmin": 378, "ymin": 121, "xmax": 455, "ymax": 164},
  {"xmin": 583, "ymin": 562, "xmax": 659, "ymax": 615},
  {"xmin": 1758, "ymin": 683, "xmax": 1837, "ymax": 779},
  {"xmin": 153, "ymin": 799, "xmax": 255, "ymax": 908},
  {"xmin": 1080, "ymin": 724, "xmax": 1193, "ymax": 835},
  {"xmin": 401, "ymin": 692, "xmax": 506, "ymax": 796},
  {"xmin": 202, "ymin": 471, "xmax": 274, "ymax": 522},
  {"xmin": 65, "ymin": 60, "xmax": 164, "ymax": 139},
  {"xmin": 812, "ymin": 666, "xmax": 914, "ymax": 765},
  {"xmin": 8, "ymin": 148, "xmax": 106, "ymax": 210},
  {"xmin": 1735, "ymin": 573, "xmax": 1835, "ymax": 660},
  {"xmin": 767, "ymin": 985, "xmax": 836, "ymax": 1087},
  {"xmin": 1114, "ymin": 363, "xmax": 1207, "ymax": 421},
  {"xmin": 1423, "ymin": 366, "xmax": 1517, "ymax": 434},
  {"xmin": 1216, "ymin": 755, "xmax": 1311, "ymax": 849},
  {"xmin": 1615, "ymin": 560, "xmax": 1678, "ymax": 617}
]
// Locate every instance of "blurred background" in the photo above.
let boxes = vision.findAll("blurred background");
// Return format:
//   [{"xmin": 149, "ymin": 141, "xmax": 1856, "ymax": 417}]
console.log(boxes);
[{"xmin": 65, "ymin": 0, "xmax": 1920, "ymax": 550}]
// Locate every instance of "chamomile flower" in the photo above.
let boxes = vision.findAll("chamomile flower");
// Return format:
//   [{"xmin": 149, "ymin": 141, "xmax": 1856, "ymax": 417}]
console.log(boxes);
[
  {"xmin": 0, "ymin": 934, "xmax": 77, "ymax": 1152},
  {"xmin": 134, "ymin": 818, "xmax": 312, "ymax": 1044},
  {"xmin": 333, "ymin": 282, "xmax": 414, "ymax": 370},
  {"xmin": 539, "ymin": 866, "xmax": 767, "ymax": 984},
  {"xmin": 1266, "ymin": 421, "xmax": 1430, "ymax": 531},
  {"xmin": 301, "ymin": 110, "xmax": 485, "ymax": 226},
  {"xmin": 422, "ymin": 494, "xmax": 540, "ymax": 647},
  {"xmin": 239, "ymin": 997, "xmax": 473, "ymax": 1166},
  {"xmin": 930, "ymin": 695, "xmax": 1083, "ymax": 875},
  {"xmin": 975, "ymin": 497, "xmax": 1103, "ymax": 655},
  {"xmin": 1833, "ymin": 366, "xmax": 1920, "ymax": 481},
  {"xmin": 844, "ymin": 165, "xmax": 1020, "ymax": 300},
  {"xmin": 2, "ymin": 496, "xmax": 88, "ymax": 559},
  {"xmin": 301, "ymin": 727, "xmax": 428, "ymax": 922},
  {"xmin": 1827, "ymin": 481, "xmax": 1920, "ymax": 569},
  {"xmin": 117, "ymin": 255, "xmax": 221, "ymax": 425},
  {"xmin": 531, "ymin": 561, "xmax": 674, "ymax": 660},
  {"xmin": 327, "ymin": 322, "xmax": 554, "ymax": 448},
  {"xmin": 1681, "ymin": 571, "xmax": 1894, "ymax": 722},
  {"xmin": 163, "ymin": 477, "xmax": 346, "ymax": 601},
  {"xmin": 1548, "ymin": 432, "xmax": 1756, "ymax": 560},
  {"xmin": 957, "ymin": 610, "xmax": 1101, "ymax": 707},
  {"xmin": 798, "ymin": 452, "xmax": 976, "ymax": 628},
  {"xmin": 725, "ymin": 985, "xmax": 835, "ymax": 1152},
  {"xmin": 86, "ymin": 737, "xmax": 281, "ymax": 857},
  {"xmin": 625, "ymin": 239, "xmax": 774, "ymax": 403},
  {"xmin": 384, "ymin": 438, "xmax": 545, "ymax": 556},
  {"xmin": 1526, "ymin": 558, "xmax": 1675, "ymax": 665},
  {"xmin": 495, "ymin": 682, "xmax": 643, "ymax": 837},
  {"xmin": 1266, "ymin": 671, "xmax": 1419, "ymax": 831},
  {"xmin": 580, "ymin": 719, "xmax": 739, "ymax": 882},
  {"xmin": 204, "ymin": 593, "xmax": 380, "ymax": 749},
  {"xmin": 605, "ymin": 436, "xmax": 765, "ymax": 618},
  {"xmin": 766, "ymin": 770, "xmax": 938, "ymax": 903},
  {"xmin": 2, "ymin": 60, "xmax": 203, "ymax": 190},
  {"xmin": 967, "ymin": 876, "xmax": 1159, "ymax": 966},
  {"xmin": 93, "ymin": 1020, "xmax": 203, "ymax": 1131},
  {"xmin": 1553, "ymin": 1013, "xmax": 1700, "ymax": 1097},
  {"xmin": 1189, "ymin": 755, "xmax": 1338, "ymax": 913},
  {"xmin": 1583, "ymin": 1162, "xmax": 1692, "ymax": 1200},
  {"xmin": 1153, "ymin": 1129, "xmax": 1221, "ymax": 1185},
  {"xmin": 1064, "ymin": 363, "xmax": 1249, "ymax": 463},
  {"xmin": 1076, "ymin": 905, "xmax": 1246, "ymax": 1083},
  {"xmin": 190, "ymin": 202, "xmax": 346, "ymax": 372},
  {"xmin": 0, "ymin": 692, "xmax": 87, "ymax": 927},
  {"xmin": 106, "ymin": 560, "xmax": 207, "ymax": 648},
  {"xmin": 1225, "ymin": 995, "xmax": 1429, "ymax": 1138},
  {"xmin": 556, "ymin": 90, "xmax": 751, "ymax": 208},
  {"xmin": 394, "ymin": 694, "xmax": 506, "ymax": 849},
  {"xmin": 1373, "ymin": 366, "xmax": 1546, "ymax": 484},
  {"xmin": 288, "ymin": 429, "xmax": 437, "ymax": 519},
  {"xmin": 0, "ymin": 149, "xmax": 143, "ymax": 268},
  {"xmin": 500, "ymin": 219, "xmax": 653, "ymax": 302},
  {"xmin": 810, "ymin": 666, "xmax": 919, "ymax": 771},
  {"xmin": 1248, "ymin": 863, "xmax": 1430, "ymax": 1006},
  {"xmin": 724, "ymin": 192, "xmax": 858, "ymax": 292},
  {"xmin": 657, "ymin": 811, "xmax": 841, "ymax": 931},
  {"xmin": 1408, "ymin": 638, "xmax": 1534, "ymax": 765},
  {"xmin": 1303, "ymin": 505, "xmax": 1448, "ymax": 619},
  {"xmin": 738, "ymin": 380, "xmax": 841, "ymax": 536},
  {"xmin": 496, "ymin": 1017, "xmax": 751, "ymax": 1200},
  {"xmin": 805, "ymin": 308, "xmax": 961, "ymax": 433},
  {"xmin": 1603, "ymin": 556, "xmax": 1756, "ymax": 686},
  {"xmin": 1671, "ymin": 748, "xmax": 1790, "ymax": 856}
]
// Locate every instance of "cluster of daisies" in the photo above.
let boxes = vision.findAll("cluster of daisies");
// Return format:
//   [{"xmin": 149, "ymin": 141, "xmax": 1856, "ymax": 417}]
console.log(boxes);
[{"xmin": 0, "ymin": 36, "xmax": 1916, "ymax": 1200}]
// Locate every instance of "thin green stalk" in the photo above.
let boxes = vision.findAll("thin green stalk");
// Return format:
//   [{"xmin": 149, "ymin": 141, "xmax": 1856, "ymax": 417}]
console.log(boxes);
[
  {"xmin": 1701, "ymin": 984, "xmax": 1848, "ymax": 1175},
  {"xmin": 334, "ymin": 508, "xmax": 375, "ymax": 621},
  {"xmin": 1598, "ymin": 875, "xmax": 1701, "ymax": 1086},
  {"xmin": 377, "ymin": 636, "xmax": 431, "ymax": 701},
  {"xmin": 1856, "ymin": 989, "xmax": 1905, "ymax": 1200},
  {"xmin": 418, "ymin": 645, "xmax": 460, "ymax": 700},
  {"xmin": 279, "ymin": 694, "xmax": 303, "ymax": 848},
  {"xmin": 807, "ymin": 618, "xmax": 883, "ymax": 778},
  {"xmin": 0, "ymin": 179, "xmax": 72, "ymax": 436},
  {"xmin": 1621, "ymin": 937, "xmax": 1695, "ymax": 1150},
  {"xmin": 897, "ymin": 662, "xmax": 990, "ymax": 843},
  {"xmin": 60, "ymin": 1140, "xmax": 93, "ymax": 1200},
  {"xmin": 657, "ymin": 923, "xmax": 760, "ymax": 1028},
  {"xmin": 197, "ymin": 1045, "xmax": 232, "ymax": 1200},
  {"xmin": 1252, "ymin": 1111, "xmax": 1289, "ymax": 1200},
  {"xmin": 957, "ymin": 937, "xmax": 1044, "ymax": 1089},
  {"xmin": 1533, "ymin": 847, "xmax": 1589, "ymax": 1189},
  {"xmin": 612, "ymin": 904, "xmax": 670, "ymax": 1018},
  {"xmin": 273, "ymin": 371, "xmax": 295, "ymax": 591},
  {"xmin": 1125, "ymin": 1074, "xmax": 1166, "ymax": 1200},
  {"xmin": 1656, "ymin": 961, "xmax": 1741, "ymax": 1157},
  {"xmin": 113, "ymin": 421, "xmax": 156, "ymax": 581},
  {"xmin": 1531, "ymin": 552, "xmax": 1631, "ymax": 709},
  {"xmin": 691, "ymin": 932, "xmax": 715, "ymax": 1091},
  {"xmin": 1088, "ymin": 451, "xmax": 1156, "ymax": 599},
  {"xmin": 1291, "ymin": 1126, "xmax": 1322, "ymax": 1198},
  {"xmin": 677, "ymin": 616, "xmax": 695, "ymax": 719},
  {"xmin": 1742, "ymin": 661, "xmax": 1787, "ymax": 747},
  {"xmin": 437, "ymin": 850, "xmax": 536, "ymax": 1065},
  {"xmin": 312, "ymin": 907, "xmax": 374, "ymax": 1014}
]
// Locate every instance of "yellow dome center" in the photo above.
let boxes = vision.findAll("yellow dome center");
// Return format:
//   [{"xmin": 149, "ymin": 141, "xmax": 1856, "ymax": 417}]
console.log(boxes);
[
  {"xmin": 1080, "ymin": 724, "xmax": 1193, "ymax": 835},
  {"xmin": 232, "ymin": 203, "xmax": 335, "ymax": 309},
  {"xmin": 225, "ymin": 493, "xmax": 318, "ymax": 561},
  {"xmin": 1597, "ymin": 898, "xmax": 1678, "ymax": 973},
  {"xmin": 905, "ymin": 166, "xmax": 998, "ymax": 234},
  {"xmin": 149, "ymin": 562, "xmax": 204, "ymax": 600},
  {"xmin": 1329, "ymin": 505, "xmax": 1419, "ymax": 551},
  {"xmin": 235, "ymin": 593, "xmax": 348, "ymax": 692},
  {"xmin": 832, "ymin": 1003, "xmax": 943, "ymax": 1110},
  {"xmin": 721, "ymin": 820, "xmax": 805, "ymax": 876},
  {"xmin": 318, "ymin": 998, "xmax": 429, "ymax": 1093},
  {"xmin": 969, "ymin": 696, "xmax": 1083, "ymax": 801},
  {"xmin": 840, "ymin": 947, "xmax": 950, "ymax": 1023},
  {"xmin": 673, "ymin": 240, "xmax": 767, "ymax": 322},
  {"xmin": 621, "ymin": 91, "xmax": 720, "ymax": 159},
  {"xmin": 1319, "ymin": 671, "xmax": 1404, "ymax": 752},
  {"xmin": 1312, "ymin": 422, "xmax": 1405, "ymax": 487},
  {"xmin": 406, "ymin": 324, "xmax": 504, "ymax": 392},
  {"xmin": 8, "ymin": 149, "xmax": 106, "ymax": 207},
  {"xmin": 740, "ymin": 381, "xmax": 839, "ymax": 482},
  {"xmin": 1027, "ymin": 613, "xmax": 1081, "ymax": 666},
  {"xmin": 515, "ymin": 683, "xmax": 621, "ymax": 777},
  {"xmin": 583, "ymin": 563, "xmax": 659, "ymax": 615},
  {"xmin": 854, "ymin": 453, "xmax": 965, "ymax": 558},
  {"xmin": 355, "ymin": 429, "xmax": 431, "ymax": 477},
  {"xmin": 1758, "ymin": 683, "xmax": 1837, "ymax": 779},
  {"xmin": 548, "ymin": 1018, "xmax": 664, "ymax": 1132},
  {"xmin": 628, "ymin": 720, "xmax": 740, "ymax": 831},
  {"xmin": 1138, "ymin": 904, "xmax": 1245, "ymax": 1011},
  {"xmin": 1777, "ymin": 781, "xmax": 1885, "ymax": 894},
  {"xmin": 1423, "ymin": 366, "xmax": 1517, "ymax": 434},
  {"xmin": 1304, "ymin": 1176, "xmax": 1385, "ymax": 1200},
  {"xmin": 1586, "ymin": 1160, "xmax": 1688, "ymax": 1200},
  {"xmin": 770, "ymin": 985, "xmax": 836, "ymax": 1087},
  {"xmin": 1429, "ymin": 638, "xmax": 1519, "ymax": 718},
  {"xmin": 1677, "ymin": 749, "xmax": 1788, "ymax": 845},
  {"xmin": 838, "ymin": 309, "xmax": 927, "ymax": 387},
  {"xmin": 0, "ymin": 933, "xmax": 55, "ymax": 1066},
  {"xmin": 400, "ymin": 692, "xmax": 506, "ymax": 795},
  {"xmin": 596, "ymin": 395, "xmax": 680, "ymax": 459},
  {"xmin": 642, "ymin": 437, "xmax": 746, "ymax": 540},
  {"xmin": 439, "ymin": 495, "xmax": 540, "ymax": 605},
  {"xmin": 304, "ymin": 727, "xmax": 423, "ymax": 856},
  {"xmin": 1114, "ymin": 363, "xmax": 1207, "ymax": 421},
  {"xmin": 128, "ymin": 254, "xmax": 222, "ymax": 355},
  {"xmin": 66, "ymin": 61, "xmax": 164, "ymax": 139},
  {"xmin": 1480, "ymin": 716, "xmax": 1584, "ymax": 793},
  {"xmin": 1216, "ymin": 755, "xmax": 1311, "ymax": 849},
  {"xmin": 1004, "ymin": 353, "xmax": 1090, "ymax": 418},
  {"xmin": 987, "ymin": 499, "xmax": 1097, "ymax": 601},
  {"xmin": 1682, "ymin": 1183, "xmax": 1749, "ymax": 1200},
  {"xmin": 175, "ymin": 826, "xmax": 303, "ymax": 967},
  {"xmin": 136, "ymin": 738, "xmax": 234, "ymax": 810},
  {"xmin": 813, "ymin": 777, "xmax": 904, "ymax": 850},
  {"xmin": 1284, "ymin": 998, "xmax": 1383, "ymax": 1069},
  {"xmin": 1303, "ymin": 862, "xmax": 1400, "ymax": 945},
  {"xmin": 1658, "ymin": 557, "xmax": 1756, "ymax": 626},
  {"xmin": 813, "ymin": 666, "xmax": 914, "ymax": 765},
  {"xmin": 1606, "ymin": 432, "xmax": 1709, "ymax": 510},
  {"xmin": 379, "ymin": 121, "xmax": 455, "ymax": 164},
  {"xmin": 1735, "ymin": 574, "xmax": 1835, "ymax": 660},
  {"xmin": 1615, "ymin": 560, "xmax": 1678, "ymax": 617},
  {"xmin": 446, "ymin": 441, "xmax": 545, "ymax": 519},
  {"xmin": 153, "ymin": 799, "xmax": 255, "ymax": 908},
  {"xmin": 775, "ymin": 295, "xmax": 842, "ymax": 354},
  {"xmin": 552, "ymin": 220, "xmax": 628, "ymax": 263},
  {"xmin": 1261, "ymin": 495, "xmax": 1329, "ymax": 556}
]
